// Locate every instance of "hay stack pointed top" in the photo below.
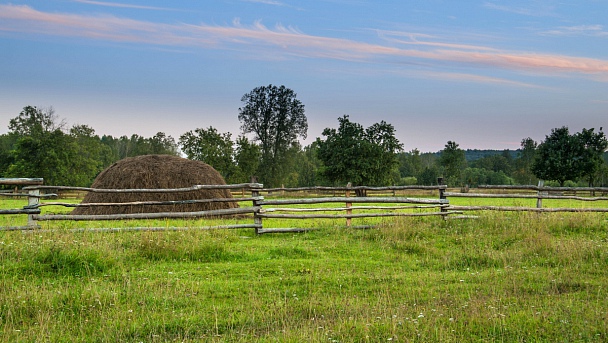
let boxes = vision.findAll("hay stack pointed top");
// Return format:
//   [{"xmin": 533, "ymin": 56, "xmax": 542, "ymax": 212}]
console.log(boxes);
[{"xmin": 72, "ymin": 154, "xmax": 238, "ymax": 215}]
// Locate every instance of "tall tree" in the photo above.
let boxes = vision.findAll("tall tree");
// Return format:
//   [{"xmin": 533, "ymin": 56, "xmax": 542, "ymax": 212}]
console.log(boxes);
[
  {"xmin": 238, "ymin": 84, "xmax": 307, "ymax": 187},
  {"xmin": 317, "ymin": 115, "xmax": 403, "ymax": 192},
  {"xmin": 439, "ymin": 141, "xmax": 466, "ymax": 186},
  {"xmin": 576, "ymin": 127, "xmax": 608, "ymax": 187}
]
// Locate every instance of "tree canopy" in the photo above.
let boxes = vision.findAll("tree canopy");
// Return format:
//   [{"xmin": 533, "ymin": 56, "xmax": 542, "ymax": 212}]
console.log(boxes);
[
  {"xmin": 316, "ymin": 115, "xmax": 403, "ymax": 188},
  {"xmin": 532, "ymin": 126, "xmax": 607, "ymax": 186},
  {"xmin": 238, "ymin": 85, "xmax": 307, "ymax": 187}
]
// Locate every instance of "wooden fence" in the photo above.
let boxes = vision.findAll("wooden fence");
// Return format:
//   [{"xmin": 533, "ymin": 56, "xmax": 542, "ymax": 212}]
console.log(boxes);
[
  {"xmin": 444, "ymin": 184, "xmax": 608, "ymax": 213},
  {"xmin": 2, "ymin": 178, "xmax": 607, "ymax": 233},
  {"xmin": 1, "ymin": 179, "xmax": 454, "ymax": 233}
]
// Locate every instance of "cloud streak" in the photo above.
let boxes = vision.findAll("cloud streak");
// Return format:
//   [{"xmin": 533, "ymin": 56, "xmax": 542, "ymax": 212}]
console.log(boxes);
[
  {"xmin": 71, "ymin": 0, "xmax": 179, "ymax": 11},
  {"xmin": 540, "ymin": 25, "xmax": 608, "ymax": 37},
  {"xmin": 1, "ymin": 4, "xmax": 608, "ymax": 80}
]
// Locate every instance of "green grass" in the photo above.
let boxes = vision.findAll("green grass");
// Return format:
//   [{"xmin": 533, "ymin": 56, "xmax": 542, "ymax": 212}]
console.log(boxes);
[{"xmin": 1, "ymin": 195, "xmax": 608, "ymax": 341}]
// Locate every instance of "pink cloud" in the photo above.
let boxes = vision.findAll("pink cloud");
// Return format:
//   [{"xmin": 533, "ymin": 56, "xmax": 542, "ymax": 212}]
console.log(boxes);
[{"xmin": 2, "ymin": 4, "xmax": 608, "ymax": 80}]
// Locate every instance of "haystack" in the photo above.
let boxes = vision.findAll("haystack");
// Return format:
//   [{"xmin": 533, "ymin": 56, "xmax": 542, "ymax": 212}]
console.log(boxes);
[{"xmin": 72, "ymin": 155, "xmax": 238, "ymax": 215}]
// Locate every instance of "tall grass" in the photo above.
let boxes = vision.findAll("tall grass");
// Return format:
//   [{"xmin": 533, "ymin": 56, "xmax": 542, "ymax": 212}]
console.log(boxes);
[{"xmin": 1, "ymin": 205, "xmax": 607, "ymax": 341}]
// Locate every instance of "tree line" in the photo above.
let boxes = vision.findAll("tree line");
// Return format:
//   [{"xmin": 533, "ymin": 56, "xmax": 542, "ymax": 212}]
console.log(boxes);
[{"xmin": 1, "ymin": 85, "xmax": 607, "ymax": 188}]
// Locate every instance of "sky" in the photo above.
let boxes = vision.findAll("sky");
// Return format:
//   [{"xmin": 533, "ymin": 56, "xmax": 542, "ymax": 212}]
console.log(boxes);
[{"xmin": 1, "ymin": 1, "xmax": 607, "ymax": 152}]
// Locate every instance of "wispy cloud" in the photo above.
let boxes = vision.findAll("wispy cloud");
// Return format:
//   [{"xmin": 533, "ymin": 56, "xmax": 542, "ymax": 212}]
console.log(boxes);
[
  {"xmin": 483, "ymin": 2, "xmax": 557, "ymax": 17},
  {"xmin": 1, "ymin": 4, "xmax": 607, "ymax": 80},
  {"xmin": 241, "ymin": 0, "xmax": 286, "ymax": 6},
  {"xmin": 423, "ymin": 72, "xmax": 544, "ymax": 88},
  {"xmin": 71, "ymin": 0, "xmax": 179, "ymax": 11},
  {"xmin": 540, "ymin": 25, "xmax": 608, "ymax": 37}
]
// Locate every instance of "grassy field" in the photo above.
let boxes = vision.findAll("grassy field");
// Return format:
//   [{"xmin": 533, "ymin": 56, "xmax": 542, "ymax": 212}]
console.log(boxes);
[{"xmin": 1, "ymin": 196, "xmax": 607, "ymax": 342}]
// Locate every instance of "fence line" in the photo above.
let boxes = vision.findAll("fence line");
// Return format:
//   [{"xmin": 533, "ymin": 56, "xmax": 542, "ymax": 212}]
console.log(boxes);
[
  {"xmin": 2, "ymin": 178, "xmax": 608, "ymax": 234},
  {"xmin": 445, "ymin": 183, "xmax": 608, "ymax": 213}
]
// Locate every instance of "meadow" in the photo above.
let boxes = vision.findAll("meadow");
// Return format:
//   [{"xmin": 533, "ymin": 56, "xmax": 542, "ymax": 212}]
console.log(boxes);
[{"xmin": 1, "ymin": 195, "xmax": 607, "ymax": 342}]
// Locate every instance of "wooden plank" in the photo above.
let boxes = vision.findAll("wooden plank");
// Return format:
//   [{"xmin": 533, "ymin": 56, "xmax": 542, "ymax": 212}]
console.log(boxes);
[
  {"xmin": 258, "ymin": 211, "xmax": 461, "ymax": 219},
  {"xmin": 23, "ymin": 183, "xmax": 264, "ymax": 193},
  {"xmin": 260, "ymin": 185, "xmax": 446, "ymax": 192},
  {"xmin": 34, "ymin": 206, "xmax": 259, "ymax": 221},
  {"xmin": 0, "ymin": 178, "xmax": 44, "ymax": 185},
  {"xmin": 259, "ymin": 197, "xmax": 448, "ymax": 206},
  {"xmin": 257, "ymin": 228, "xmax": 314, "ymax": 234},
  {"xmin": 479, "ymin": 185, "xmax": 608, "ymax": 192},
  {"xmin": 0, "ymin": 193, "xmax": 56, "ymax": 198},
  {"xmin": 0, "ymin": 209, "xmax": 41, "ymax": 215},
  {"xmin": 448, "ymin": 205, "xmax": 608, "ymax": 213},
  {"xmin": 28, "ymin": 196, "xmax": 263, "ymax": 209},
  {"xmin": 262, "ymin": 204, "xmax": 446, "ymax": 212}
]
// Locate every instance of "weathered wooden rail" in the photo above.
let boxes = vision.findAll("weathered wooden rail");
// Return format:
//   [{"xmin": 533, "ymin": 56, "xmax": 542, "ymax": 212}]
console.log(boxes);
[{"xmin": 444, "ymin": 184, "xmax": 608, "ymax": 214}]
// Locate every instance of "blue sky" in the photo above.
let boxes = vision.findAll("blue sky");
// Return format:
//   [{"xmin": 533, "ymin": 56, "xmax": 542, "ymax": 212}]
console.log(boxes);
[{"xmin": 1, "ymin": 0, "xmax": 607, "ymax": 152}]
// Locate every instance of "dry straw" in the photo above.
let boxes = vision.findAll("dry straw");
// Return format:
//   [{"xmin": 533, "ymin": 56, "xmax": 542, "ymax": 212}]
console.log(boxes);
[{"xmin": 71, "ymin": 155, "xmax": 238, "ymax": 215}]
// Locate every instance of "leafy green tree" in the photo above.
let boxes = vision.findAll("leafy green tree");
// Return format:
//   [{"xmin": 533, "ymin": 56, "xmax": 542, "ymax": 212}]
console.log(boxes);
[
  {"xmin": 532, "ymin": 127, "xmax": 582, "ymax": 187},
  {"xmin": 238, "ymin": 84, "xmax": 307, "ymax": 187},
  {"xmin": 179, "ymin": 127, "xmax": 235, "ymax": 180},
  {"xmin": 397, "ymin": 149, "xmax": 423, "ymax": 178},
  {"xmin": 576, "ymin": 128, "xmax": 608, "ymax": 187},
  {"xmin": 233, "ymin": 136, "xmax": 261, "ymax": 183},
  {"xmin": 317, "ymin": 115, "xmax": 403, "ymax": 191},
  {"xmin": 295, "ymin": 142, "xmax": 323, "ymax": 187},
  {"xmin": 5, "ymin": 106, "xmax": 74, "ymax": 185},
  {"xmin": 513, "ymin": 137, "xmax": 538, "ymax": 185},
  {"xmin": 439, "ymin": 141, "xmax": 466, "ymax": 186},
  {"xmin": 417, "ymin": 165, "xmax": 440, "ymax": 186},
  {"xmin": 149, "ymin": 132, "xmax": 179, "ymax": 155},
  {"xmin": 8, "ymin": 106, "xmax": 64, "ymax": 136},
  {"xmin": 0, "ymin": 133, "xmax": 17, "ymax": 178},
  {"xmin": 68, "ymin": 124, "xmax": 114, "ymax": 186}
]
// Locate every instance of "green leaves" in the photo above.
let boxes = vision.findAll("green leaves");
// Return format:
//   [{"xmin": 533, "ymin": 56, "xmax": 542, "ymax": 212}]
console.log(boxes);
[
  {"xmin": 317, "ymin": 115, "xmax": 403, "ymax": 187},
  {"xmin": 532, "ymin": 126, "xmax": 608, "ymax": 186}
]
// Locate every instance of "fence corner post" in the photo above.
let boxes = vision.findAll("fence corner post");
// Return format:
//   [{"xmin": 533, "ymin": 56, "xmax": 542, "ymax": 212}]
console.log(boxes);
[
  {"xmin": 27, "ymin": 187, "xmax": 40, "ymax": 228},
  {"xmin": 346, "ymin": 182, "xmax": 352, "ymax": 227}
]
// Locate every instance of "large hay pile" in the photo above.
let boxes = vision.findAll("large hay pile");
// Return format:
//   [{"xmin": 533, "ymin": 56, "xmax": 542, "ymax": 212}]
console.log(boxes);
[{"xmin": 72, "ymin": 155, "xmax": 238, "ymax": 215}]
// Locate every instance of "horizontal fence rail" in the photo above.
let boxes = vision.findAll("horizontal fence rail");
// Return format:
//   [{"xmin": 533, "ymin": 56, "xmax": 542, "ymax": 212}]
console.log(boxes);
[{"xmin": 444, "ymin": 184, "xmax": 608, "ymax": 214}]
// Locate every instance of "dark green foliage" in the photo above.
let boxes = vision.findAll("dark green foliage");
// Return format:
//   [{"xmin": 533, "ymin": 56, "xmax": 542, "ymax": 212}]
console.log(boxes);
[
  {"xmin": 233, "ymin": 135, "xmax": 261, "ymax": 183},
  {"xmin": 238, "ymin": 85, "xmax": 308, "ymax": 187},
  {"xmin": 179, "ymin": 127, "xmax": 236, "ymax": 180},
  {"xmin": 317, "ymin": 115, "xmax": 403, "ymax": 187},
  {"xmin": 2, "ymin": 106, "xmax": 179, "ymax": 186},
  {"xmin": 438, "ymin": 140, "xmax": 467, "ymax": 186},
  {"xmin": 532, "ymin": 126, "xmax": 607, "ymax": 186}
]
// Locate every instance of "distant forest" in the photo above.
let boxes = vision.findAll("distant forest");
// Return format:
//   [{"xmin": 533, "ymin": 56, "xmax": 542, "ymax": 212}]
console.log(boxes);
[{"xmin": 2, "ymin": 103, "xmax": 607, "ymax": 189}]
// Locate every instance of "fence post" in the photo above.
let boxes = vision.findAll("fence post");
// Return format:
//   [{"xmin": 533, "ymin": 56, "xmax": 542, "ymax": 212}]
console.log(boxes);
[
  {"xmin": 438, "ymin": 177, "xmax": 447, "ymax": 219},
  {"xmin": 27, "ymin": 187, "xmax": 40, "ymax": 228},
  {"xmin": 346, "ymin": 182, "xmax": 352, "ymax": 227},
  {"xmin": 252, "ymin": 184, "xmax": 262, "ymax": 234},
  {"xmin": 536, "ymin": 180, "xmax": 545, "ymax": 209}
]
